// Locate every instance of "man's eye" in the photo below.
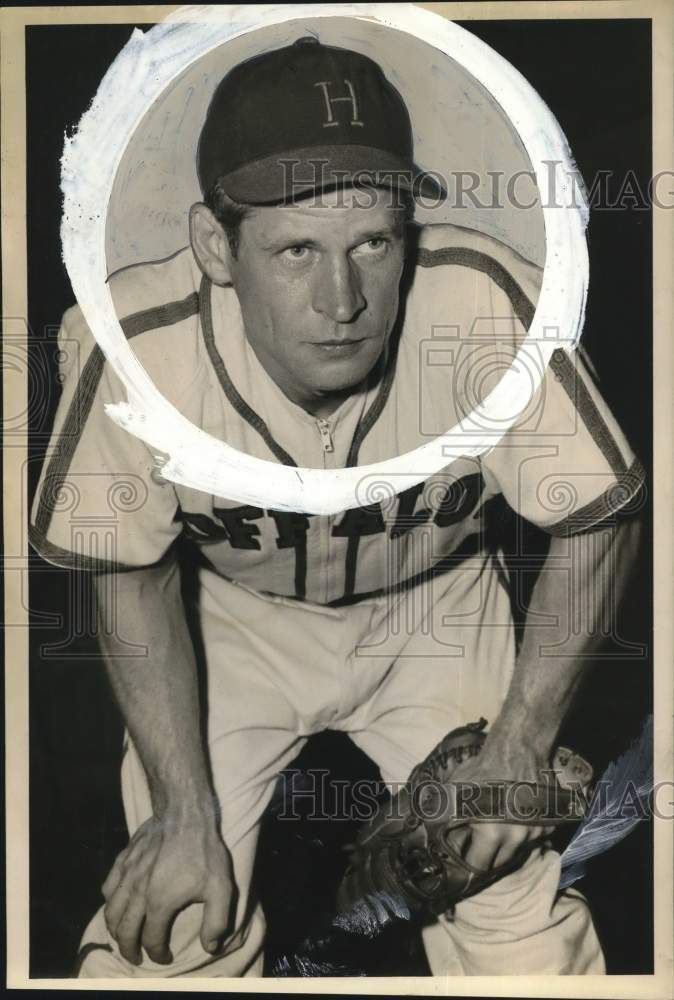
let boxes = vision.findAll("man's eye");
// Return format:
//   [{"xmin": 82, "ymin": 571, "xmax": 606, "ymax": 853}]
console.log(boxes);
[
  {"xmin": 281, "ymin": 246, "xmax": 310, "ymax": 261},
  {"xmin": 354, "ymin": 237, "xmax": 388, "ymax": 255}
]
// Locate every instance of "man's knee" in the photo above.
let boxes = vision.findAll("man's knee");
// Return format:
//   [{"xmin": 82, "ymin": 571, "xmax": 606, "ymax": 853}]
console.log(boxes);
[
  {"xmin": 76, "ymin": 902, "xmax": 266, "ymax": 978},
  {"xmin": 421, "ymin": 847, "xmax": 605, "ymax": 975}
]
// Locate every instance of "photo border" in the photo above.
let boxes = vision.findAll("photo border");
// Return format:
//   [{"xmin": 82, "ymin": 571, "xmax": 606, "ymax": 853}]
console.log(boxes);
[{"xmin": 3, "ymin": 2, "xmax": 672, "ymax": 995}]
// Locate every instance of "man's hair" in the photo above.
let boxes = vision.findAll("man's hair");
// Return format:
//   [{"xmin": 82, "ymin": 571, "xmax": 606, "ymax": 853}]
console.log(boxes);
[
  {"xmin": 204, "ymin": 178, "xmax": 416, "ymax": 259},
  {"xmin": 204, "ymin": 178, "xmax": 253, "ymax": 258}
]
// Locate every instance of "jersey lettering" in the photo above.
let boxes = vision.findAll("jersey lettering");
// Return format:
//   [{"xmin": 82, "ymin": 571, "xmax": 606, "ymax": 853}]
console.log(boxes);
[
  {"xmin": 331, "ymin": 503, "xmax": 386, "ymax": 598},
  {"xmin": 178, "ymin": 511, "xmax": 230, "ymax": 543},
  {"xmin": 178, "ymin": 473, "xmax": 485, "ymax": 598},
  {"xmin": 270, "ymin": 510, "xmax": 313, "ymax": 548},
  {"xmin": 390, "ymin": 483, "xmax": 429, "ymax": 537},
  {"xmin": 212, "ymin": 505, "xmax": 264, "ymax": 550},
  {"xmin": 434, "ymin": 474, "xmax": 483, "ymax": 527},
  {"xmin": 331, "ymin": 502, "xmax": 387, "ymax": 540},
  {"xmin": 270, "ymin": 510, "xmax": 313, "ymax": 599}
]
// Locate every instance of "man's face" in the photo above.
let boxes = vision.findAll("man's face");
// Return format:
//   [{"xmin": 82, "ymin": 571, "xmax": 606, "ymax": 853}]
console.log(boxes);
[{"xmin": 228, "ymin": 187, "xmax": 406, "ymax": 414}]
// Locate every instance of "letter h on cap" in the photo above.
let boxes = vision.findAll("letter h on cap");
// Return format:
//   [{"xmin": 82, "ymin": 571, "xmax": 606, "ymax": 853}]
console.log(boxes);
[{"xmin": 314, "ymin": 80, "xmax": 364, "ymax": 128}]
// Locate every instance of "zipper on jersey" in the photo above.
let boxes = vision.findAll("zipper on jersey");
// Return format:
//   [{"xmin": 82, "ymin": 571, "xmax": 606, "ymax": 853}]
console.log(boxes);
[
  {"xmin": 315, "ymin": 417, "xmax": 335, "ymax": 602},
  {"xmin": 316, "ymin": 418, "xmax": 334, "ymax": 454}
]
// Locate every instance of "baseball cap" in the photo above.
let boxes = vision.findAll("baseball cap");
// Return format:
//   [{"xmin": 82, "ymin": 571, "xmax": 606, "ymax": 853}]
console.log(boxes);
[{"xmin": 197, "ymin": 36, "xmax": 446, "ymax": 205}]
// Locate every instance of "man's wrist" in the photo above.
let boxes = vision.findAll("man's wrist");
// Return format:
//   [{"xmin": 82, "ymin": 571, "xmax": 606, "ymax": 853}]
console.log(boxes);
[
  {"xmin": 150, "ymin": 780, "xmax": 220, "ymax": 828},
  {"xmin": 486, "ymin": 650, "xmax": 586, "ymax": 761},
  {"xmin": 484, "ymin": 700, "xmax": 560, "ymax": 763}
]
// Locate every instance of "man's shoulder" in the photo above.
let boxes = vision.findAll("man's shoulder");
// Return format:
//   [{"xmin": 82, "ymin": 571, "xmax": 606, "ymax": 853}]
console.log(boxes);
[
  {"xmin": 412, "ymin": 223, "xmax": 543, "ymax": 307},
  {"xmin": 392, "ymin": 225, "xmax": 544, "ymax": 439},
  {"xmin": 62, "ymin": 245, "xmax": 203, "ymax": 339},
  {"xmin": 60, "ymin": 246, "xmax": 206, "ymax": 401},
  {"xmin": 106, "ymin": 245, "xmax": 202, "ymax": 332}
]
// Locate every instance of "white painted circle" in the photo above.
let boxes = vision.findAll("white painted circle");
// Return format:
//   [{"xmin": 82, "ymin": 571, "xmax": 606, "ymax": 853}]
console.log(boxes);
[{"xmin": 61, "ymin": 3, "xmax": 588, "ymax": 515}]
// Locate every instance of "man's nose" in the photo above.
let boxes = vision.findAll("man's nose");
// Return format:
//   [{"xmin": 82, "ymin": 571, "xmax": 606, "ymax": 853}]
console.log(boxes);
[{"xmin": 312, "ymin": 256, "xmax": 366, "ymax": 323}]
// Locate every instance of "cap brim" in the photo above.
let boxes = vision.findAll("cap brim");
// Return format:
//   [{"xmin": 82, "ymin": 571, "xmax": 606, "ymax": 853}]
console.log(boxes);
[{"xmin": 212, "ymin": 144, "xmax": 446, "ymax": 205}]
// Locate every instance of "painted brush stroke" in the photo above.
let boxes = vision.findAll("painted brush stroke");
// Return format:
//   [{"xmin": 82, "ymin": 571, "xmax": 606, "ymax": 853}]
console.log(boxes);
[
  {"xmin": 559, "ymin": 714, "xmax": 654, "ymax": 890},
  {"xmin": 60, "ymin": 3, "xmax": 589, "ymax": 515}
]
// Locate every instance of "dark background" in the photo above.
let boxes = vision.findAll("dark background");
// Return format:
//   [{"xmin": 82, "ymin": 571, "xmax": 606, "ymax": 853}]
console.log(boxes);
[{"xmin": 26, "ymin": 17, "xmax": 653, "ymax": 977}]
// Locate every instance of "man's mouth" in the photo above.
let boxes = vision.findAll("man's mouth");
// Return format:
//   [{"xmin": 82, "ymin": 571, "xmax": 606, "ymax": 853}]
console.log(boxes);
[{"xmin": 312, "ymin": 338, "xmax": 368, "ymax": 354}]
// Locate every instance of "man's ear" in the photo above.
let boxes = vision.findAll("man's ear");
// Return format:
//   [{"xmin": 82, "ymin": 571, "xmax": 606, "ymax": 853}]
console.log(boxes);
[{"xmin": 189, "ymin": 203, "xmax": 233, "ymax": 285}]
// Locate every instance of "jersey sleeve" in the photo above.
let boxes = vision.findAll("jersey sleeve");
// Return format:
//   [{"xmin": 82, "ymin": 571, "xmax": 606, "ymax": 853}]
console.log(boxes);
[
  {"xmin": 480, "ymin": 344, "xmax": 645, "ymax": 535},
  {"xmin": 29, "ymin": 305, "xmax": 182, "ymax": 571}
]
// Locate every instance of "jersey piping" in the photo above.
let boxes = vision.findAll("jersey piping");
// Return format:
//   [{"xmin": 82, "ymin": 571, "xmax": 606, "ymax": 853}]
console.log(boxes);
[
  {"xmin": 326, "ymin": 527, "xmax": 484, "ymax": 607},
  {"xmin": 345, "ymin": 328, "xmax": 400, "ymax": 467},
  {"xmin": 417, "ymin": 246, "xmax": 536, "ymax": 329},
  {"xmin": 118, "ymin": 290, "xmax": 200, "ymax": 341},
  {"xmin": 419, "ymin": 247, "xmax": 644, "ymax": 534},
  {"xmin": 418, "ymin": 247, "xmax": 640, "ymax": 532},
  {"xmin": 544, "ymin": 456, "xmax": 645, "ymax": 536},
  {"xmin": 32, "ymin": 292, "xmax": 201, "ymax": 556},
  {"xmin": 549, "ymin": 348, "xmax": 628, "ymax": 476},
  {"xmin": 33, "ymin": 345, "xmax": 106, "ymax": 540},
  {"xmin": 199, "ymin": 275, "xmax": 298, "ymax": 466},
  {"xmin": 200, "ymin": 275, "xmax": 401, "ymax": 469},
  {"xmin": 347, "ymin": 245, "xmax": 537, "ymax": 467}
]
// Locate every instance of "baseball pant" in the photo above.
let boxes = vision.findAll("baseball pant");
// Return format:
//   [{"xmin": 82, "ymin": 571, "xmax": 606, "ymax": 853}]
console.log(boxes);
[{"xmin": 77, "ymin": 561, "xmax": 605, "ymax": 977}]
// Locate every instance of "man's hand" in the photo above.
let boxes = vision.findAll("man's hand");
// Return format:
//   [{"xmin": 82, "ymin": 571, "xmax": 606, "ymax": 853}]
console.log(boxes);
[
  {"xmin": 447, "ymin": 518, "xmax": 642, "ymax": 876},
  {"xmin": 102, "ymin": 812, "xmax": 237, "ymax": 966},
  {"xmin": 445, "ymin": 737, "xmax": 556, "ymax": 874},
  {"xmin": 93, "ymin": 562, "xmax": 238, "ymax": 966}
]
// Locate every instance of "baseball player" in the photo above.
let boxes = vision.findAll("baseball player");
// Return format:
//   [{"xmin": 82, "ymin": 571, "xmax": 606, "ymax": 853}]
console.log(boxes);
[{"xmin": 31, "ymin": 37, "xmax": 643, "ymax": 978}]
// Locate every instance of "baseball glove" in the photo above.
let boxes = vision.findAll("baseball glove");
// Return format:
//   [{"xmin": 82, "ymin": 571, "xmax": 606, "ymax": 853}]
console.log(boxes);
[{"xmin": 335, "ymin": 718, "xmax": 593, "ymax": 930}]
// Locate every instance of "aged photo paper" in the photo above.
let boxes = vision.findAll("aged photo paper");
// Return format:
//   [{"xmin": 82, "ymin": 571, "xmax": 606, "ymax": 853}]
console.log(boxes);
[{"xmin": 3, "ymin": 2, "xmax": 673, "ymax": 995}]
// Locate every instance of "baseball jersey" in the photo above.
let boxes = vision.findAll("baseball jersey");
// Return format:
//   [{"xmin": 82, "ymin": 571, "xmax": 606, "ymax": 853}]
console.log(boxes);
[{"xmin": 30, "ymin": 223, "xmax": 644, "ymax": 606}]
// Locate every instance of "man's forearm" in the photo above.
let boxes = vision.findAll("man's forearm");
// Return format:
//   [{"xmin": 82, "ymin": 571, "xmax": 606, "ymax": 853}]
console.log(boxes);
[
  {"xmin": 487, "ymin": 514, "xmax": 643, "ymax": 759},
  {"xmin": 95, "ymin": 558, "xmax": 216, "ymax": 822}
]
